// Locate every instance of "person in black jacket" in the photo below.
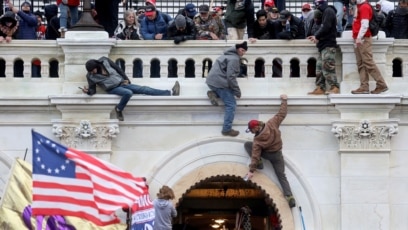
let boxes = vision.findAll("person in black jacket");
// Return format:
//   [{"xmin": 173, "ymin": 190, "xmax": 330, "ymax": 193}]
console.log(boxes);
[
  {"xmin": 384, "ymin": 0, "xmax": 408, "ymax": 39},
  {"xmin": 250, "ymin": 9, "xmax": 277, "ymax": 40},
  {"xmin": 81, "ymin": 57, "xmax": 180, "ymax": 121},
  {"xmin": 274, "ymin": 10, "xmax": 305, "ymax": 39},
  {"xmin": 167, "ymin": 14, "xmax": 196, "ymax": 44},
  {"xmin": 307, "ymin": 0, "xmax": 340, "ymax": 95}
]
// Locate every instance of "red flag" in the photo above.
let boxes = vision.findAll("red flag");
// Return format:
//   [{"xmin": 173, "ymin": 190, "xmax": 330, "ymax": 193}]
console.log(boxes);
[{"xmin": 31, "ymin": 130, "xmax": 148, "ymax": 226}]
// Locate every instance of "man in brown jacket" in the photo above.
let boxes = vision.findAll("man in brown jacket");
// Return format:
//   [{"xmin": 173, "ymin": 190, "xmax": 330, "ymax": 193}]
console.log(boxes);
[{"xmin": 244, "ymin": 94, "xmax": 296, "ymax": 208}]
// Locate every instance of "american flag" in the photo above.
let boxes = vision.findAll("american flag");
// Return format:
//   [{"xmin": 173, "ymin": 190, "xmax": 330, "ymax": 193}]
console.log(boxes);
[{"xmin": 31, "ymin": 130, "xmax": 153, "ymax": 226}]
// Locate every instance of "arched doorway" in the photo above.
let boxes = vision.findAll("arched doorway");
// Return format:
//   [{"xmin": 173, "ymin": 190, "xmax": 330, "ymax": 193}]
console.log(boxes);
[
  {"xmin": 174, "ymin": 174, "xmax": 282, "ymax": 230},
  {"xmin": 147, "ymin": 137, "xmax": 321, "ymax": 230}
]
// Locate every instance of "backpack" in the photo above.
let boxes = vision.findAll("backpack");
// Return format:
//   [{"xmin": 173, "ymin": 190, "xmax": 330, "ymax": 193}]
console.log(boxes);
[{"xmin": 366, "ymin": 3, "xmax": 380, "ymax": 37}]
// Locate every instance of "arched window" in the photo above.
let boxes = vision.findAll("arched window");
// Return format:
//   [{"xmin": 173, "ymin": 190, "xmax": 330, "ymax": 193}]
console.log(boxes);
[
  {"xmin": 14, "ymin": 59, "xmax": 24, "ymax": 78},
  {"xmin": 290, "ymin": 58, "xmax": 300, "ymax": 78},
  {"xmin": 150, "ymin": 59, "xmax": 160, "ymax": 78},
  {"xmin": 133, "ymin": 59, "xmax": 143, "ymax": 78},
  {"xmin": 168, "ymin": 59, "xmax": 178, "ymax": 78},
  {"xmin": 185, "ymin": 59, "xmax": 195, "ymax": 78},
  {"xmin": 0, "ymin": 59, "xmax": 5, "ymax": 77},
  {"xmin": 115, "ymin": 58, "xmax": 125, "ymax": 72},
  {"xmin": 49, "ymin": 59, "xmax": 59, "ymax": 78},
  {"xmin": 32, "ymin": 58, "xmax": 41, "ymax": 78},
  {"xmin": 238, "ymin": 58, "xmax": 248, "ymax": 78},
  {"xmin": 272, "ymin": 58, "xmax": 282, "ymax": 78},
  {"xmin": 392, "ymin": 58, "xmax": 403, "ymax": 77},
  {"xmin": 255, "ymin": 58, "xmax": 265, "ymax": 78},
  {"xmin": 307, "ymin": 57, "xmax": 317, "ymax": 77},
  {"xmin": 202, "ymin": 58, "xmax": 212, "ymax": 78}
]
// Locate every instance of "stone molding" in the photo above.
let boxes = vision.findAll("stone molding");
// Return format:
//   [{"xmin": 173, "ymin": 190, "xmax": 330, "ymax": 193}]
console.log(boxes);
[
  {"xmin": 52, "ymin": 120, "xmax": 119, "ymax": 158},
  {"xmin": 332, "ymin": 120, "xmax": 398, "ymax": 152}
]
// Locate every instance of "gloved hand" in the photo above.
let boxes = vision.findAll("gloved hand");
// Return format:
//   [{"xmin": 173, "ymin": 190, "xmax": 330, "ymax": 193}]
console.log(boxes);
[
  {"xmin": 174, "ymin": 36, "xmax": 186, "ymax": 44},
  {"xmin": 174, "ymin": 37, "xmax": 182, "ymax": 44}
]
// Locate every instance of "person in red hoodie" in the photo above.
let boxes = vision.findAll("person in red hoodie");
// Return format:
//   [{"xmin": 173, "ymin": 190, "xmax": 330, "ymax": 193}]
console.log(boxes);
[
  {"xmin": 56, "ymin": 0, "xmax": 79, "ymax": 37},
  {"xmin": 351, "ymin": 0, "xmax": 388, "ymax": 94}
]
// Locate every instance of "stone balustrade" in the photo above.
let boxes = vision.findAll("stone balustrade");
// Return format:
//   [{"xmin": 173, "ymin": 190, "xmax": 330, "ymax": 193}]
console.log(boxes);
[{"xmin": 0, "ymin": 31, "xmax": 405, "ymax": 98}]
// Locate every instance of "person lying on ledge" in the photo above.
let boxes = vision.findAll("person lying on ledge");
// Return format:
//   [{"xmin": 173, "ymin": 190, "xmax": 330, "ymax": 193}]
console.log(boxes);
[{"xmin": 81, "ymin": 56, "xmax": 180, "ymax": 121}]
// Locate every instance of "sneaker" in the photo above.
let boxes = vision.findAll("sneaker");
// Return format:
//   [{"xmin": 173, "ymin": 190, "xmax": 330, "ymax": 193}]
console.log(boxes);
[
  {"xmin": 257, "ymin": 159, "xmax": 264, "ymax": 169},
  {"xmin": 285, "ymin": 195, "xmax": 296, "ymax": 208},
  {"xmin": 370, "ymin": 86, "xmax": 388, "ymax": 94},
  {"xmin": 172, "ymin": 81, "xmax": 180, "ymax": 96},
  {"xmin": 325, "ymin": 86, "xmax": 339, "ymax": 95},
  {"xmin": 207, "ymin": 90, "xmax": 219, "ymax": 106},
  {"xmin": 115, "ymin": 106, "xmax": 124, "ymax": 121},
  {"xmin": 308, "ymin": 86, "xmax": 325, "ymax": 95},
  {"xmin": 351, "ymin": 87, "xmax": 369, "ymax": 94},
  {"xmin": 221, "ymin": 129, "xmax": 239, "ymax": 137}
]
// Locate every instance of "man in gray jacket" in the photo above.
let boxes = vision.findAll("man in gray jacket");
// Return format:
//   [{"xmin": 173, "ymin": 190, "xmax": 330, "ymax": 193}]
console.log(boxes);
[
  {"xmin": 81, "ymin": 57, "xmax": 180, "ymax": 121},
  {"xmin": 206, "ymin": 41, "xmax": 248, "ymax": 137}
]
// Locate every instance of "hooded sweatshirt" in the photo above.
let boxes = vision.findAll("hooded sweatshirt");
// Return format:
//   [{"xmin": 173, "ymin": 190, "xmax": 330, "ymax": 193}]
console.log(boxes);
[
  {"xmin": 153, "ymin": 199, "xmax": 177, "ymax": 230},
  {"xmin": 205, "ymin": 46, "xmax": 242, "ymax": 98}
]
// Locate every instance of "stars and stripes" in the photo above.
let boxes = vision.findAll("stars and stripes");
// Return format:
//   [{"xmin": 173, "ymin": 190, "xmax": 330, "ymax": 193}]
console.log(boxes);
[{"xmin": 31, "ymin": 130, "xmax": 152, "ymax": 226}]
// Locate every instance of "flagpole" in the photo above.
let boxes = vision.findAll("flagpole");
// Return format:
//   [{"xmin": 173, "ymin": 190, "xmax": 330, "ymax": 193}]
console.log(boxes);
[
  {"xmin": 0, "ymin": 158, "xmax": 17, "ymax": 208},
  {"xmin": 126, "ymin": 205, "xmax": 131, "ymax": 230}
]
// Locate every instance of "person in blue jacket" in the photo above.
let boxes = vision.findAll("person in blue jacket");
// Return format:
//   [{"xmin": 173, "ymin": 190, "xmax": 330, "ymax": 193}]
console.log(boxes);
[
  {"xmin": 140, "ymin": 4, "xmax": 172, "ymax": 40},
  {"xmin": 7, "ymin": 1, "xmax": 36, "ymax": 39}
]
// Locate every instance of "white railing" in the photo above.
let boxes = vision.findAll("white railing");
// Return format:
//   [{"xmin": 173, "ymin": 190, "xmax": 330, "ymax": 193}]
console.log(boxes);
[{"xmin": 0, "ymin": 34, "xmax": 406, "ymax": 97}]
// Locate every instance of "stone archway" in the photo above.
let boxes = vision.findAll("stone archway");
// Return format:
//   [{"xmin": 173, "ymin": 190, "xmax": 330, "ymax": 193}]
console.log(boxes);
[
  {"xmin": 173, "ymin": 173, "xmax": 287, "ymax": 229},
  {"xmin": 146, "ymin": 137, "xmax": 318, "ymax": 230}
]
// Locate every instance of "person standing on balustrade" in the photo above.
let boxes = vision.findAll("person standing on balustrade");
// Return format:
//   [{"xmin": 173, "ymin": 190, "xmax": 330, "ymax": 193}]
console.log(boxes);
[
  {"xmin": 56, "ymin": 0, "xmax": 79, "ymax": 38},
  {"xmin": 350, "ymin": 0, "xmax": 389, "ymax": 94},
  {"xmin": 307, "ymin": 0, "xmax": 339, "ymax": 95}
]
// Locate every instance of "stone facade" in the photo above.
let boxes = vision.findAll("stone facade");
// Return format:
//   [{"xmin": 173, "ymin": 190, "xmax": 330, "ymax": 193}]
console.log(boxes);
[{"xmin": 0, "ymin": 31, "xmax": 408, "ymax": 230}]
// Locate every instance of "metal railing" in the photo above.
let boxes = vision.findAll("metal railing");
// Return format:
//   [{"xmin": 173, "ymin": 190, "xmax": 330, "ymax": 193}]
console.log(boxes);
[{"xmin": 2, "ymin": 0, "xmax": 400, "ymax": 24}]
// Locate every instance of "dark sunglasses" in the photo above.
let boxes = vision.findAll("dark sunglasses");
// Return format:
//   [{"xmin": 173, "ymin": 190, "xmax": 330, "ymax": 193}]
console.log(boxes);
[{"xmin": 137, "ymin": 10, "xmax": 145, "ymax": 14}]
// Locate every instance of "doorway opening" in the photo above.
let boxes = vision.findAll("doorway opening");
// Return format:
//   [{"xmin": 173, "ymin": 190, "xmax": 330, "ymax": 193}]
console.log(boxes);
[{"xmin": 173, "ymin": 175, "xmax": 282, "ymax": 230}]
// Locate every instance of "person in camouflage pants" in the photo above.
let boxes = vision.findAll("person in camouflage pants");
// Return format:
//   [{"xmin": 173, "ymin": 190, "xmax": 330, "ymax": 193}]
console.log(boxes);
[
  {"xmin": 307, "ymin": 0, "xmax": 340, "ymax": 95},
  {"xmin": 314, "ymin": 47, "xmax": 338, "ymax": 94}
]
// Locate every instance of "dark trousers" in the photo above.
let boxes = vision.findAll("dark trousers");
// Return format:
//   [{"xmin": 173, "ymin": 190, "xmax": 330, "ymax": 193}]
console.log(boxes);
[{"xmin": 244, "ymin": 141, "xmax": 293, "ymax": 196}]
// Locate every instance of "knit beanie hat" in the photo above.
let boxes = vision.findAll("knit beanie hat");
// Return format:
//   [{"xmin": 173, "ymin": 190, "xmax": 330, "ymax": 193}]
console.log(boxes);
[
  {"xmin": 85, "ymin": 59, "xmax": 99, "ymax": 72},
  {"xmin": 235, "ymin": 41, "xmax": 248, "ymax": 51},
  {"xmin": 175, "ymin": 15, "xmax": 186, "ymax": 29}
]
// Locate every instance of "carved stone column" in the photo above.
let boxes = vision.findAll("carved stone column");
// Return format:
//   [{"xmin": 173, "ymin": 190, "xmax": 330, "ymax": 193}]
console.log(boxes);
[
  {"xmin": 52, "ymin": 120, "xmax": 119, "ymax": 161},
  {"xmin": 330, "ymin": 95, "xmax": 400, "ymax": 230}
]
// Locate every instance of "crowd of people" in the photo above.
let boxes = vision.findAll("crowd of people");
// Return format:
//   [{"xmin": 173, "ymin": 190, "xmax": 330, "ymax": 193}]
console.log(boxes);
[{"xmin": 0, "ymin": 0, "xmax": 406, "ymax": 41}]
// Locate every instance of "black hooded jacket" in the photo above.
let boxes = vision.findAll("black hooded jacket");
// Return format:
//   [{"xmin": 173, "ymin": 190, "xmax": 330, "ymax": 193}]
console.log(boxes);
[{"xmin": 314, "ymin": 4, "xmax": 337, "ymax": 52}]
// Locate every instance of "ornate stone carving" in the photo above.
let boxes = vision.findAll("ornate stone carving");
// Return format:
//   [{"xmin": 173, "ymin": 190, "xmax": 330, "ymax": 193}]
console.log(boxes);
[
  {"xmin": 332, "ymin": 120, "xmax": 398, "ymax": 150},
  {"xmin": 52, "ymin": 120, "xmax": 119, "ymax": 150}
]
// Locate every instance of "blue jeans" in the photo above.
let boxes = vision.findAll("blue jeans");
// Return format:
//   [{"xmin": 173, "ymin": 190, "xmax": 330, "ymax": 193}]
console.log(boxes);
[
  {"xmin": 334, "ymin": 1, "xmax": 344, "ymax": 32},
  {"xmin": 208, "ymin": 85, "xmax": 236, "ymax": 133},
  {"xmin": 108, "ymin": 84, "xmax": 171, "ymax": 111},
  {"xmin": 59, "ymin": 4, "xmax": 79, "ymax": 29}
]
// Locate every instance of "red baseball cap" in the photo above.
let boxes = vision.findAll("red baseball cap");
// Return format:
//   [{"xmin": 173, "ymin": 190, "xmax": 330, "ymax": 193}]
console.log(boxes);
[{"xmin": 246, "ymin": 120, "xmax": 260, "ymax": 133}]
